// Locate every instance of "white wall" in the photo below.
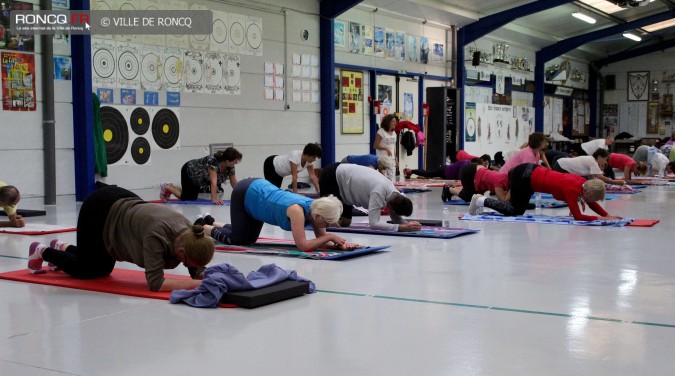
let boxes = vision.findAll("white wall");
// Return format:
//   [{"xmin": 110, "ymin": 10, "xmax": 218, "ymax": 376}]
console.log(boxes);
[{"xmin": 602, "ymin": 50, "xmax": 675, "ymax": 139}]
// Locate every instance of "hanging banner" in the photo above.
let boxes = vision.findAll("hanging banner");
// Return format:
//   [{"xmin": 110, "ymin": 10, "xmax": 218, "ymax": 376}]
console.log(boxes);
[
  {"xmin": 2, "ymin": 52, "xmax": 36, "ymax": 111},
  {"xmin": 340, "ymin": 70, "xmax": 364, "ymax": 134}
]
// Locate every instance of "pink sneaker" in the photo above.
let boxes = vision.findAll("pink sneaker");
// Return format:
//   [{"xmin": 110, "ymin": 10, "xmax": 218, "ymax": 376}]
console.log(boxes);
[
  {"xmin": 28, "ymin": 242, "xmax": 47, "ymax": 274},
  {"xmin": 159, "ymin": 182, "xmax": 172, "ymax": 202}
]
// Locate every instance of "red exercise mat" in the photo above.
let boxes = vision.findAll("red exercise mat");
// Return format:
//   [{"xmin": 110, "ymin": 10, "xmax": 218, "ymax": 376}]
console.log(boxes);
[
  {"xmin": 627, "ymin": 219, "xmax": 660, "ymax": 227},
  {"xmin": 0, "ymin": 268, "xmax": 236, "ymax": 308},
  {"xmin": 0, "ymin": 225, "xmax": 76, "ymax": 235}
]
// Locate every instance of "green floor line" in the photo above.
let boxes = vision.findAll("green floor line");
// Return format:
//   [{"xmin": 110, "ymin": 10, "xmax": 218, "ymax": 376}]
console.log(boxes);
[
  {"xmin": 317, "ymin": 289, "xmax": 675, "ymax": 329},
  {"xmin": 0, "ymin": 254, "xmax": 27, "ymax": 260}
]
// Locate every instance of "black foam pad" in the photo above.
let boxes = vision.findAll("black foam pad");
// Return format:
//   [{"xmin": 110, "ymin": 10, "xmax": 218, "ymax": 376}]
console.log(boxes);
[
  {"xmin": 220, "ymin": 280, "xmax": 310, "ymax": 309},
  {"xmin": 1, "ymin": 209, "xmax": 47, "ymax": 217}
]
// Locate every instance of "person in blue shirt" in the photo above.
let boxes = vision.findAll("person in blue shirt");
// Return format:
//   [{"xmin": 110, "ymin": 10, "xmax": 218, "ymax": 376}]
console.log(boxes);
[
  {"xmin": 204, "ymin": 178, "xmax": 357, "ymax": 252},
  {"xmin": 340, "ymin": 154, "xmax": 394, "ymax": 175}
]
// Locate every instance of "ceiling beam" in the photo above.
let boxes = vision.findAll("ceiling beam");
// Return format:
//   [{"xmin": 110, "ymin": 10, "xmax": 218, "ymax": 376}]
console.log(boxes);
[
  {"xmin": 594, "ymin": 37, "xmax": 675, "ymax": 67},
  {"xmin": 459, "ymin": 0, "xmax": 575, "ymax": 43},
  {"xmin": 539, "ymin": 8, "xmax": 675, "ymax": 62},
  {"xmin": 319, "ymin": 0, "xmax": 362, "ymax": 19},
  {"xmin": 408, "ymin": 0, "xmax": 479, "ymax": 21}
]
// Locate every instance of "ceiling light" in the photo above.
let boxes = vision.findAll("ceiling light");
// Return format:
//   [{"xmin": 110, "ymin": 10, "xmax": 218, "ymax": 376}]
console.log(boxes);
[
  {"xmin": 572, "ymin": 12, "xmax": 597, "ymax": 24},
  {"xmin": 642, "ymin": 19, "xmax": 675, "ymax": 32},
  {"xmin": 579, "ymin": 0, "xmax": 626, "ymax": 14},
  {"xmin": 622, "ymin": 32, "xmax": 642, "ymax": 41}
]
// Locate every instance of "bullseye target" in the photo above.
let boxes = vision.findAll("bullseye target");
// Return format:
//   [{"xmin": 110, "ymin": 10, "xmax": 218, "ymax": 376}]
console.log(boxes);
[
  {"xmin": 130, "ymin": 107, "xmax": 150, "ymax": 135},
  {"xmin": 213, "ymin": 19, "xmax": 227, "ymax": 44},
  {"xmin": 118, "ymin": 51, "xmax": 139, "ymax": 81},
  {"xmin": 152, "ymin": 109, "xmax": 180, "ymax": 149},
  {"xmin": 93, "ymin": 47, "xmax": 115, "ymax": 79},
  {"xmin": 246, "ymin": 22, "xmax": 262, "ymax": 50},
  {"xmin": 100, "ymin": 106, "xmax": 129, "ymax": 164},
  {"xmin": 230, "ymin": 22, "xmax": 244, "ymax": 46},
  {"xmin": 130, "ymin": 137, "xmax": 151, "ymax": 165}
]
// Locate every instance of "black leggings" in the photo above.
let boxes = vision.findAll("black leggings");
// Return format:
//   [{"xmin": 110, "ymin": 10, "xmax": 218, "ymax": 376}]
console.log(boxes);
[
  {"xmin": 411, "ymin": 167, "xmax": 446, "ymax": 179},
  {"xmin": 210, "ymin": 178, "xmax": 263, "ymax": 245},
  {"xmin": 457, "ymin": 163, "xmax": 479, "ymax": 202},
  {"xmin": 179, "ymin": 162, "xmax": 200, "ymax": 200},
  {"xmin": 42, "ymin": 186, "xmax": 140, "ymax": 279},
  {"xmin": 552, "ymin": 161, "xmax": 568, "ymax": 173},
  {"xmin": 483, "ymin": 163, "xmax": 538, "ymax": 216},
  {"xmin": 263, "ymin": 155, "xmax": 283, "ymax": 188}
]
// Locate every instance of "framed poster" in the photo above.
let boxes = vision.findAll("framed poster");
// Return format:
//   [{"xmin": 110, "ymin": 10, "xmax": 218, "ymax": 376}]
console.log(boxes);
[
  {"xmin": 646, "ymin": 101, "xmax": 659, "ymax": 134},
  {"xmin": 2, "ymin": 52, "xmax": 36, "ymax": 111},
  {"xmin": 340, "ymin": 70, "xmax": 364, "ymax": 134},
  {"xmin": 627, "ymin": 71, "xmax": 649, "ymax": 101},
  {"xmin": 334, "ymin": 21, "xmax": 346, "ymax": 48}
]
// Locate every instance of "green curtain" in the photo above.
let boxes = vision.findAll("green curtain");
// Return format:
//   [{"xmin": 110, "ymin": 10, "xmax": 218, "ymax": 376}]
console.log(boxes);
[{"xmin": 93, "ymin": 93, "xmax": 108, "ymax": 177}]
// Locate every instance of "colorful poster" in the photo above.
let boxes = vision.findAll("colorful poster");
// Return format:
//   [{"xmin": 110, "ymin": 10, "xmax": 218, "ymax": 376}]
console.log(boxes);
[
  {"xmin": 0, "ymin": 1, "xmax": 35, "ymax": 52},
  {"xmin": 385, "ymin": 29, "xmax": 395, "ymax": 60},
  {"xmin": 144, "ymin": 91, "xmax": 159, "ymax": 106},
  {"xmin": 420, "ymin": 37, "xmax": 429, "ymax": 64},
  {"xmin": 374, "ymin": 27, "xmax": 384, "ymax": 58},
  {"xmin": 432, "ymin": 41, "xmax": 444, "ymax": 64},
  {"xmin": 407, "ymin": 35, "xmax": 418, "ymax": 63},
  {"xmin": 97, "ymin": 88, "xmax": 113, "ymax": 104},
  {"xmin": 349, "ymin": 22, "xmax": 361, "ymax": 54},
  {"xmin": 334, "ymin": 21, "xmax": 346, "ymax": 48},
  {"xmin": 167, "ymin": 91, "xmax": 181, "ymax": 106},
  {"xmin": 465, "ymin": 102, "xmax": 476, "ymax": 143},
  {"xmin": 53, "ymin": 56, "xmax": 71, "ymax": 80},
  {"xmin": 377, "ymin": 84, "xmax": 392, "ymax": 115},
  {"xmin": 404, "ymin": 92, "xmax": 414, "ymax": 119},
  {"xmin": 395, "ymin": 32, "xmax": 405, "ymax": 61},
  {"xmin": 2, "ymin": 52, "xmax": 36, "ymax": 111},
  {"xmin": 361, "ymin": 25, "xmax": 373, "ymax": 55},
  {"xmin": 120, "ymin": 88, "xmax": 136, "ymax": 105},
  {"xmin": 341, "ymin": 70, "xmax": 364, "ymax": 134}
]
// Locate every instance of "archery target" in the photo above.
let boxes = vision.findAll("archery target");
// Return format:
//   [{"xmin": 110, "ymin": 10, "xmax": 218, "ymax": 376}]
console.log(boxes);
[
  {"xmin": 229, "ymin": 13, "xmax": 246, "ymax": 55},
  {"xmin": 246, "ymin": 20, "xmax": 262, "ymax": 53},
  {"xmin": 185, "ymin": 57, "xmax": 203, "ymax": 86},
  {"xmin": 118, "ymin": 51, "xmax": 139, "ymax": 81},
  {"xmin": 100, "ymin": 106, "xmax": 129, "ymax": 165},
  {"xmin": 213, "ymin": 18, "xmax": 227, "ymax": 44},
  {"xmin": 204, "ymin": 55, "xmax": 223, "ymax": 87},
  {"xmin": 140, "ymin": 51, "xmax": 161, "ymax": 90},
  {"xmin": 130, "ymin": 107, "xmax": 150, "ymax": 135},
  {"xmin": 130, "ymin": 137, "xmax": 151, "ymax": 165},
  {"xmin": 230, "ymin": 22, "xmax": 244, "ymax": 46},
  {"xmin": 92, "ymin": 41, "xmax": 116, "ymax": 85},
  {"xmin": 152, "ymin": 108, "xmax": 180, "ymax": 149},
  {"xmin": 162, "ymin": 48, "xmax": 183, "ymax": 90},
  {"xmin": 224, "ymin": 55, "xmax": 241, "ymax": 94}
]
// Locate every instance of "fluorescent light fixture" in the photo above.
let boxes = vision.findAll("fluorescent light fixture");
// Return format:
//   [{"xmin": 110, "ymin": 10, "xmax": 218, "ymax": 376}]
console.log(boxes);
[
  {"xmin": 579, "ymin": 0, "xmax": 625, "ymax": 14},
  {"xmin": 623, "ymin": 32, "xmax": 642, "ymax": 41},
  {"xmin": 572, "ymin": 12, "xmax": 597, "ymax": 24},
  {"xmin": 643, "ymin": 19, "xmax": 675, "ymax": 32}
]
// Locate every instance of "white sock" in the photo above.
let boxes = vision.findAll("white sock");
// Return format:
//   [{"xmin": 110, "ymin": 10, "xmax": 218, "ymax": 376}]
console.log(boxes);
[{"xmin": 477, "ymin": 196, "xmax": 486, "ymax": 206}]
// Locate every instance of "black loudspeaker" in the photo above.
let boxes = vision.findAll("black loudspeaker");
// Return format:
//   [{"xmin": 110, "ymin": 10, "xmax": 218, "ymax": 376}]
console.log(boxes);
[
  {"xmin": 605, "ymin": 75, "xmax": 616, "ymax": 90},
  {"xmin": 472, "ymin": 51, "xmax": 480, "ymax": 66}
]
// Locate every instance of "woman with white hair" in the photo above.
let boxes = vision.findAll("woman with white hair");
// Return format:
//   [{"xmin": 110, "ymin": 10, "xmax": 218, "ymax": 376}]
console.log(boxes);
[
  {"xmin": 203, "ymin": 178, "xmax": 356, "ymax": 251},
  {"xmin": 469, "ymin": 163, "xmax": 622, "ymax": 221}
]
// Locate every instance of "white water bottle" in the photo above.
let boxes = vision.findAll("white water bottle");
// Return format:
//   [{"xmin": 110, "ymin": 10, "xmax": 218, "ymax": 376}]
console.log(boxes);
[
  {"xmin": 442, "ymin": 206, "xmax": 451, "ymax": 227},
  {"xmin": 535, "ymin": 193, "xmax": 542, "ymax": 215}
]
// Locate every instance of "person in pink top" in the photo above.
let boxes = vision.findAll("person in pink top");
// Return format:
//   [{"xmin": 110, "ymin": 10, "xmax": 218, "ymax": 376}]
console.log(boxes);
[
  {"xmin": 456, "ymin": 150, "xmax": 479, "ymax": 162},
  {"xmin": 606, "ymin": 153, "xmax": 647, "ymax": 181},
  {"xmin": 499, "ymin": 133, "xmax": 550, "ymax": 175}
]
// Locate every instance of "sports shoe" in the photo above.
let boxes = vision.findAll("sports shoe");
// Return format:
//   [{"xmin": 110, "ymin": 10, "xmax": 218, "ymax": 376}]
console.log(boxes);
[
  {"xmin": 159, "ymin": 182, "xmax": 172, "ymax": 202},
  {"xmin": 203, "ymin": 215, "xmax": 215, "ymax": 226},
  {"xmin": 469, "ymin": 194, "xmax": 483, "ymax": 215},
  {"xmin": 441, "ymin": 185, "xmax": 451, "ymax": 202},
  {"xmin": 28, "ymin": 242, "xmax": 47, "ymax": 274},
  {"xmin": 193, "ymin": 216, "xmax": 206, "ymax": 226},
  {"xmin": 403, "ymin": 168, "xmax": 412, "ymax": 179}
]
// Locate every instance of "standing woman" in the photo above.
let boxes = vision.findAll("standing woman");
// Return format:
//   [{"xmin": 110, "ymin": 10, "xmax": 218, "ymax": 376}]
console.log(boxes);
[
  {"xmin": 264, "ymin": 142, "xmax": 322, "ymax": 193},
  {"xmin": 161, "ymin": 147, "xmax": 242, "ymax": 205},
  {"xmin": 204, "ymin": 178, "xmax": 356, "ymax": 252},
  {"xmin": 374, "ymin": 114, "xmax": 398, "ymax": 180},
  {"xmin": 28, "ymin": 186, "xmax": 214, "ymax": 292}
]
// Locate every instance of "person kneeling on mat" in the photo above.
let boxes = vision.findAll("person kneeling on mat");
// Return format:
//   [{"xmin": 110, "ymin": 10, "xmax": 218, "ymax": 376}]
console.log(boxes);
[
  {"xmin": 27, "ymin": 186, "xmax": 214, "ymax": 292},
  {"xmin": 319, "ymin": 163, "xmax": 422, "ymax": 232},
  {"xmin": 468, "ymin": 163, "xmax": 622, "ymax": 221},
  {"xmin": 0, "ymin": 183, "xmax": 25, "ymax": 228},
  {"xmin": 203, "ymin": 178, "xmax": 358, "ymax": 251}
]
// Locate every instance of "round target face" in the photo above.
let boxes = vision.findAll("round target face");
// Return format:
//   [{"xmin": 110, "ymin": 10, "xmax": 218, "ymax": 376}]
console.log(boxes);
[
  {"xmin": 131, "ymin": 137, "xmax": 151, "ymax": 165},
  {"xmin": 118, "ymin": 51, "xmax": 139, "ymax": 81},
  {"xmin": 466, "ymin": 117, "xmax": 475, "ymax": 137},
  {"xmin": 225, "ymin": 58, "xmax": 240, "ymax": 87},
  {"xmin": 230, "ymin": 22, "xmax": 244, "ymax": 46},
  {"xmin": 141, "ymin": 53, "xmax": 160, "ymax": 84},
  {"xmin": 185, "ymin": 58, "xmax": 202, "ymax": 85},
  {"xmin": 163, "ymin": 55, "xmax": 182, "ymax": 85},
  {"xmin": 152, "ymin": 109, "xmax": 180, "ymax": 149},
  {"xmin": 203, "ymin": 57, "xmax": 223, "ymax": 86},
  {"xmin": 130, "ymin": 107, "xmax": 150, "ymax": 135},
  {"xmin": 100, "ymin": 106, "xmax": 129, "ymax": 164},
  {"xmin": 212, "ymin": 19, "xmax": 227, "ymax": 43},
  {"xmin": 246, "ymin": 23, "xmax": 262, "ymax": 49},
  {"xmin": 93, "ymin": 48, "xmax": 115, "ymax": 79}
]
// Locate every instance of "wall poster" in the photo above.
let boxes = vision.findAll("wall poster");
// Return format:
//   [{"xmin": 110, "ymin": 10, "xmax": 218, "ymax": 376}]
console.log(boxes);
[
  {"xmin": 340, "ymin": 70, "xmax": 364, "ymax": 134},
  {"xmin": 2, "ymin": 51, "xmax": 36, "ymax": 111}
]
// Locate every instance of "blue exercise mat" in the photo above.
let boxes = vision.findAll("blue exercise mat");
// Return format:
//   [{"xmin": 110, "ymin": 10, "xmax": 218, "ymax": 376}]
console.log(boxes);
[
  {"xmin": 605, "ymin": 189, "xmax": 642, "ymax": 195},
  {"xmin": 321, "ymin": 223, "xmax": 480, "ymax": 239},
  {"xmin": 460, "ymin": 213, "xmax": 634, "ymax": 227},
  {"xmin": 216, "ymin": 243, "xmax": 390, "ymax": 260},
  {"xmin": 444, "ymin": 199, "xmax": 567, "ymax": 208},
  {"xmin": 399, "ymin": 187, "xmax": 432, "ymax": 194}
]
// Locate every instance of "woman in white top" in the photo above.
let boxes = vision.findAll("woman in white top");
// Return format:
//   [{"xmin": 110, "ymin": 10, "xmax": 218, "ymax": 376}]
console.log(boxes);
[
  {"xmin": 552, "ymin": 149, "xmax": 623, "ymax": 185},
  {"xmin": 264, "ymin": 143, "xmax": 322, "ymax": 193},
  {"xmin": 373, "ymin": 114, "xmax": 398, "ymax": 180},
  {"xmin": 580, "ymin": 136, "xmax": 613, "ymax": 156}
]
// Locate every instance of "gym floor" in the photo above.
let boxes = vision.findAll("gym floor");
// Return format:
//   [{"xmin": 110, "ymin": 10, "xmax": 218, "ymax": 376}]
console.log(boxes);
[{"xmin": 0, "ymin": 183, "xmax": 673, "ymax": 375}]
